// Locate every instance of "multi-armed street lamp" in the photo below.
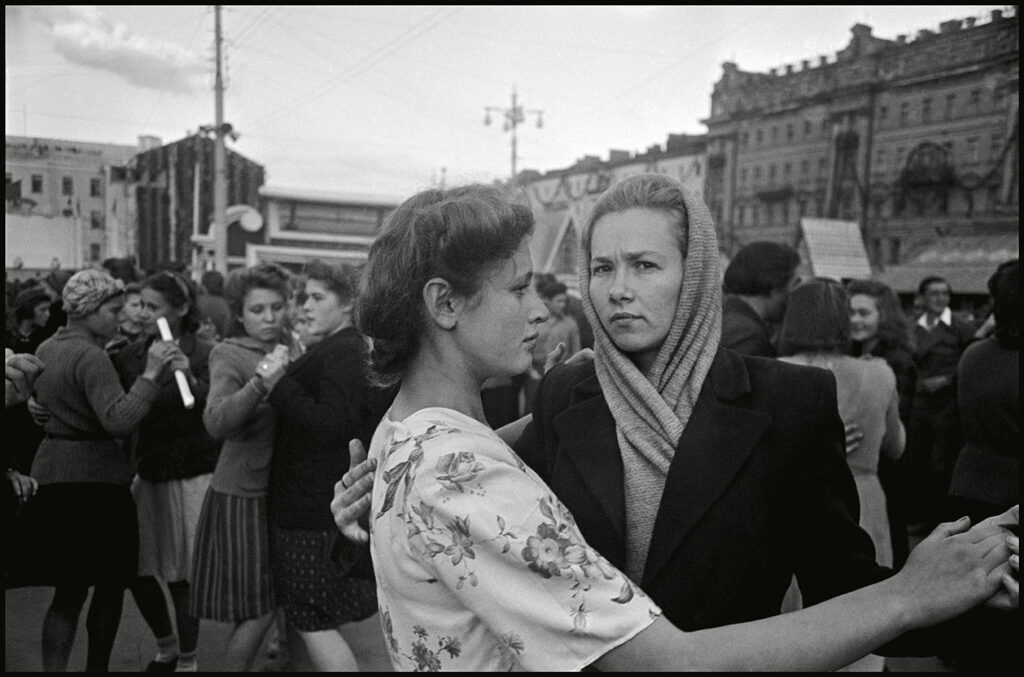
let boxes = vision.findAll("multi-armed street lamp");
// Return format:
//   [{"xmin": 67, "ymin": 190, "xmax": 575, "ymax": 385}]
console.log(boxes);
[{"xmin": 484, "ymin": 87, "xmax": 543, "ymax": 184}]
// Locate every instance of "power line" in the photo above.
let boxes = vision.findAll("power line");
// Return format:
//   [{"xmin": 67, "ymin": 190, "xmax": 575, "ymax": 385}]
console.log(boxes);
[{"xmin": 249, "ymin": 6, "xmax": 463, "ymax": 130}]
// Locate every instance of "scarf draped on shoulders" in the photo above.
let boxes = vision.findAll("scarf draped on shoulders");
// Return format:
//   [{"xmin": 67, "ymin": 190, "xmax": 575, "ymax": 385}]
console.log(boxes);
[{"xmin": 576, "ymin": 187, "xmax": 722, "ymax": 581}]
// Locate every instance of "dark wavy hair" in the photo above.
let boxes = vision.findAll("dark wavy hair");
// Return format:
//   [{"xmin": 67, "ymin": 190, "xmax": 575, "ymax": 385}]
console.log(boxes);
[
  {"xmin": 141, "ymin": 271, "xmax": 201, "ymax": 335},
  {"xmin": 724, "ymin": 241, "xmax": 801, "ymax": 297},
  {"xmin": 778, "ymin": 277, "xmax": 851, "ymax": 356},
  {"xmin": 356, "ymin": 184, "xmax": 535, "ymax": 388},
  {"xmin": 845, "ymin": 278, "xmax": 913, "ymax": 354},
  {"xmin": 222, "ymin": 262, "xmax": 292, "ymax": 338},
  {"xmin": 988, "ymin": 259, "xmax": 1019, "ymax": 350}
]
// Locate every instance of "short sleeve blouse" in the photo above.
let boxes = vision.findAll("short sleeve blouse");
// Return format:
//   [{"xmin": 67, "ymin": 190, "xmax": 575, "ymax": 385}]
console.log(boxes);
[{"xmin": 368, "ymin": 407, "xmax": 660, "ymax": 671}]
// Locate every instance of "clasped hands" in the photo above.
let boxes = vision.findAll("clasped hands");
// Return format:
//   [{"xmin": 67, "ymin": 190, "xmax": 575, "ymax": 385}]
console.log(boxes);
[{"xmin": 254, "ymin": 345, "xmax": 290, "ymax": 394}]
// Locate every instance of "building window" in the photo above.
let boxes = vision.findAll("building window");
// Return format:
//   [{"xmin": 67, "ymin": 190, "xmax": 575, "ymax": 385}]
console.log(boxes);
[
  {"xmin": 786, "ymin": 123, "xmax": 794, "ymax": 141},
  {"xmin": 753, "ymin": 166, "xmax": 762, "ymax": 180},
  {"xmin": 966, "ymin": 137, "xmax": 979, "ymax": 164},
  {"xmin": 769, "ymin": 165, "xmax": 777, "ymax": 181},
  {"xmin": 969, "ymin": 88, "xmax": 981, "ymax": 107},
  {"xmin": 994, "ymin": 88, "xmax": 1005, "ymax": 108},
  {"xmin": 875, "ymin": 147, "xmax": 886, "ymax": 168},
  {"xmin": 62, "ymin": 176, "xmax": 73, "ymax": 196},
  {"xmin": 803, "ymin": 120, "xmax": 812, "ymax": 135},
  {"xmin": 877, "ymin": 106, "xmax": 888, "ymax": 122},
  {"xmin": 90, "ymin": 244, "xmax": 101, "ymax": 261},
  {"xmin": 739, "ymin": 168, "xmax": 747, "ymax": 184},
  {"xmin": 90, "ymin": 211, "xmax": 103, "ymax": 230},
  {"xmin": 90, "ymin": 178, "xmax": 101, "ymax": 198},
  {"xmin": 821, "ymin": 118, "xmax": 828, "ymax": 133},
  {"xmin": 31, "ymin": 175, "xmax": 43, "ymax": 193},
  {"xmin": 945, "ymin": 93, "xmax": 956, "ymax": 119},
  {"xmin": 899, "ymin": 102, "xmax": 910, "ymax": 125},
  {"xmin": 771, "ymin": 126, "xmax": 778, "ymax": 143},
  {"xmin": 895, "ymin": 147, "xmax": 906, "ymax": 168},
  {"xmin": 740, "ymin": 132, "xmax": 749, "ymax": 147},
  {"xmin": 783, "ymin": 162, "xmax": 791, "ymax": 178},
  {"xmin": 801, "ymin": 159, "xmax": 809, "ymax": 176},
  {"xmin": 781, "ymin": 201, "xmax": 790, "ymax": 224},
  {"xmin": 921, "ymin": 97, "xmax": 932, "ymax": 123},
  {"xmin": 991, "ymin": 133, "xmax": 1004, "ymax": 159},
  {"xmin": 818, "ymin": 157, "xmax": 827, "ymax": 175},
  {"xmin": 756, "ymin": 129, "xmax": 764, "ymax": 145},
  {"xmin": 889, "ymin": 238, "xmax": 901, "ymax": 265}
]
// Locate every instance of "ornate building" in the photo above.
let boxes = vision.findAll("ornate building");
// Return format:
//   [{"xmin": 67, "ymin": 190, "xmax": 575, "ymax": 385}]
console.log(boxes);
[{"xmin": 702, "ymin": 8, "xmax": 1018, "ymax": 285}]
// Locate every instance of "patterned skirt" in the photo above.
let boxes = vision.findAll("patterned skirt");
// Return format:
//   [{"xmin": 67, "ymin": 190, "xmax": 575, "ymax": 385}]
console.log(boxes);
[
  {"xmin": 269, "ymin": 525, "xmax": 378, "ymax": 632},
  {"xmin": 189, "ymin": 489, "xmax": 275, "ymax": 622}
]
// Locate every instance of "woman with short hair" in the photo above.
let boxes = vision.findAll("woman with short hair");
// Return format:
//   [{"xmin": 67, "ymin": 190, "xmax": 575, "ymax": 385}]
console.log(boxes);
[{"xmin": 189, "ymin": 262, "xmax": 297, "ymax": 671}]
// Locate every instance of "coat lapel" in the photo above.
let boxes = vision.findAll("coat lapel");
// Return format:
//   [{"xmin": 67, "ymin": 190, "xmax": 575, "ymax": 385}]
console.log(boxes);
[
  {"xmin": 552, "ymin": 374, "xmax": 627, "ymax": 539},
  {"xmin": 641, "ymin": 350, "xmax": 771, "ymax": 587}
]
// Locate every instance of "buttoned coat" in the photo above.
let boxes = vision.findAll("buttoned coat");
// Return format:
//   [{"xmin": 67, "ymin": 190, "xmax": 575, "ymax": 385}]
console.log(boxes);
[{"xmin": 515, "ymin": 348, "xmax": 892, "ymax": 631}]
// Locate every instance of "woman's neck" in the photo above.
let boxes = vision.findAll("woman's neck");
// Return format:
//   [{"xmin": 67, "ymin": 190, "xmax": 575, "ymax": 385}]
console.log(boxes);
[
  {"xmin": 392, "ymin": 347, "xmax": 487, "ymax": 424},
  {"xmin": 18, "ymin": 319, "xmax": 35, "ymax": 337},
  {"xmin": 861, "ymin": 336, "xmax": 880, "ymax": 355}
]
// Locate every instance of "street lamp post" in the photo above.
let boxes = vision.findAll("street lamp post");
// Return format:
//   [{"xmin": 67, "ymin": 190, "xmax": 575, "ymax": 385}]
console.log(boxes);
[{"xmin": 484, "ymin": 87, "xmax": 543, "ymax": 184}]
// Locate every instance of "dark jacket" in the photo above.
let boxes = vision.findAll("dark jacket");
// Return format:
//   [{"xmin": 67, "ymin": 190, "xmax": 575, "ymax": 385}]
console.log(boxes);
[
  {"xmin": 267, "ymin": 327, "xmax": 395, "ymax": 531},
  {"xmin": 721, "ymin": 295, "xmax": 775, "ymax": 357},
  {"xmin": 517, "ymin": 349, "xmax": 890, "ymax": 630},
  {"xmin": 950, "ymin": 337, "xmax": 1019, "ymax": 511},
  {"xmin": 912, "ymin": 316, "xmax": 975, "ymax": 384},
  {"xmin": 113, "ymin": 333, "xmax": 220, "ymax": 482}
]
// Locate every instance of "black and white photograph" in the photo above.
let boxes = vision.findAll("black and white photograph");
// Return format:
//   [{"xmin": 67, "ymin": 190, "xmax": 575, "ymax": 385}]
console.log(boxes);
[{"xmin": 5, "ymin": 4, "xmax": 1019, "ymax": 672}]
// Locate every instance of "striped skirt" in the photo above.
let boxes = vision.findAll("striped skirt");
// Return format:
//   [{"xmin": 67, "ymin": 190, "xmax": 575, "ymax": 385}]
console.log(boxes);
[{"xmin": 188, "ymin": 488, "xmax": 275, "ymax": 622}]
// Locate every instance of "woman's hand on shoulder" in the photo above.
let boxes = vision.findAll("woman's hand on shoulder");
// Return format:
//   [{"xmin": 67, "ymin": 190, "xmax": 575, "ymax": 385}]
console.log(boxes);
[{"xmin": 331, "ymin": 438, "xmax": 377, "ymax": 544}]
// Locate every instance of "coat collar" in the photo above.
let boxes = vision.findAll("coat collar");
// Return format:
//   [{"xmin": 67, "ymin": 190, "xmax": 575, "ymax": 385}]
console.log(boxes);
[{"xmin": 553, "ymin": 348, "xmax": 770, "ymax": 586}]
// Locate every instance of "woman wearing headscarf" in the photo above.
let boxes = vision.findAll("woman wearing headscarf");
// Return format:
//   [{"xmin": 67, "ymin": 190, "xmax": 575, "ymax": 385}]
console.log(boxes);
[
  {"xmin": 335, "ymin": 173, "xmax": 1018, "ymax": 662},
  {"xmin": 15, "ymin": 269, "xmax": 186, "ymax": 672}
]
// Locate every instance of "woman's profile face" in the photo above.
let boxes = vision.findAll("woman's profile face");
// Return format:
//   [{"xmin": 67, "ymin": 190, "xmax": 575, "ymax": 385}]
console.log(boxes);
[
  {"xmin": 87, "ymin": 295, "xmax": 126, "ymax": 341},
  {"xmin": 239, "ymin": 288, "xmax": 287, "ymax": 343},
  {"xmin": 120, "ymin": 292, "xmax": 144, "ymax": 333},
  {"xmin": 455, "ymin": 237, "xmax": 549, "ymax": 381},
  {"xmin": 589, "ymin": 207, "xmax": 685, "ymax": 372},
  {"xmin": 32, "ymin": 301, "xmax": 51, "ymax": 328},
  {"xmin": 849, "ymin": 293, "xmax": 881, "ymax": 343},
  {"xmin": 302, "ymin": 278, "xmax": 349, "ymax": 338}
]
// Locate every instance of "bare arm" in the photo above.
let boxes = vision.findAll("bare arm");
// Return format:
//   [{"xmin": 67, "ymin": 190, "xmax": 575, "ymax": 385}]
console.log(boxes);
[{"xmin": 597, "ymin": 513, "xmax": 1014, "ymax": 671}]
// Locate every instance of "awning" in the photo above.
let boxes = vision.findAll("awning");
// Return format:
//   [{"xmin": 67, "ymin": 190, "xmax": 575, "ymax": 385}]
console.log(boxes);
[{"xmin": 876, "ymin": 234, "xmax": 1018, "ymax": 295}]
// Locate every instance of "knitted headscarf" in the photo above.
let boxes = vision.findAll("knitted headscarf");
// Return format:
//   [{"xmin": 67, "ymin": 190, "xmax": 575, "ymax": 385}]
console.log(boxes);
[
  {"xmin": 577, "ymin": 174, "xmax": 722, "ymax": 581},
  {"xmin": 62, "ymin": 269, "xmax": 126, "ymax": 319}
]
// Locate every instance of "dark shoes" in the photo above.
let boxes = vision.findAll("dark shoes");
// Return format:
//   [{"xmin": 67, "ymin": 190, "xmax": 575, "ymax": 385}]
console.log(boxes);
[{"xmin": 145, "ymin": 657, "xmax": 178, "ymax": 672}]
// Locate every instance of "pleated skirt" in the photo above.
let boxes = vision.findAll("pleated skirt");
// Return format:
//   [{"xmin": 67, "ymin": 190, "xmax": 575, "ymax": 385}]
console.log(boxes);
[{"xmin": 189, "ymin": 488, "xmax": 275, "ymax": 622}]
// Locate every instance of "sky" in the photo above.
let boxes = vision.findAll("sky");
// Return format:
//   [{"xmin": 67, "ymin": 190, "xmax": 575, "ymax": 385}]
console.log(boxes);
[{"xmin": 5, "ymin": 5, "xmax": 1011, "ymax": 198}]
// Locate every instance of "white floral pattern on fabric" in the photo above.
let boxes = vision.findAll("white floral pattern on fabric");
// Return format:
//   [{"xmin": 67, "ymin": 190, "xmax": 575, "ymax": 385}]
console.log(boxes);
[{"xmin": 368, "ymin": 407, "xmax": 660, "ymax": 672}]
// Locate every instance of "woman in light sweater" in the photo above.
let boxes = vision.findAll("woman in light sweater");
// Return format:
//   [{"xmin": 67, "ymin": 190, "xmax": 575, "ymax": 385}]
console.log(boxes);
[
  {"xmin": 189, "ymin": 262, "xmax": 297, "ymax": 671},
  {"xmin": 20, "ymin": 269, "xmax": 184, "ymax": 672}
]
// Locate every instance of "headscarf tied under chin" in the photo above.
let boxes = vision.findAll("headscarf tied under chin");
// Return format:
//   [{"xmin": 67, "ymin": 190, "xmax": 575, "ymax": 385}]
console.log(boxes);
[
  {"xmin": 62, "ymin": 269, "xmax": 125, "ymax": 320},
  {"xmin": 577, "ymin": 178, "xmax": 722, "ymax": 582}
]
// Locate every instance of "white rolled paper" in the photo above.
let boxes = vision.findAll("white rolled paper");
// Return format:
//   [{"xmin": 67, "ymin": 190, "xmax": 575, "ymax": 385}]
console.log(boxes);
[{"xmin": 156, "ymin": 316, "xmax": 195, "ymax": 409}]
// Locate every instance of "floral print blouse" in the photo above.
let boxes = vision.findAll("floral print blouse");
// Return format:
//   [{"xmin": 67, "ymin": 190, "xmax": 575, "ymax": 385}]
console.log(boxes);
[{"xmin": 368, "ymin": 407, "xmax": 661, "ymax": 671}]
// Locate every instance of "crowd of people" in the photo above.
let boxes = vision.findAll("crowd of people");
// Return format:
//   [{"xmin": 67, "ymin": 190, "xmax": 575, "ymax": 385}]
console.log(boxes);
[{"xmin": 3, "ymin": 173, "xmax": 1018, "ymax": 672}]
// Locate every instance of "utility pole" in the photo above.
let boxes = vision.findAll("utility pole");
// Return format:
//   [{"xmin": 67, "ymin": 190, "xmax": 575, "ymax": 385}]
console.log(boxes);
[
  {"xmin": 212, "ymin": 4, "xmax": 228, "ymax": 273},
  {"xmin": 484, "ymin": 87, "xmax": 543, "ymax": 184}
]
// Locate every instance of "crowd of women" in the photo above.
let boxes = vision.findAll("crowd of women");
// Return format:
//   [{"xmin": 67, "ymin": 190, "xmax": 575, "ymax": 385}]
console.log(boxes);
[
  {"xmin": 4, "ymin": 171, "xmax": 1018, "ymax": 672},
  {"xmin": 5, "ymin": 257, "xmax": 391, "ymax": 671}
]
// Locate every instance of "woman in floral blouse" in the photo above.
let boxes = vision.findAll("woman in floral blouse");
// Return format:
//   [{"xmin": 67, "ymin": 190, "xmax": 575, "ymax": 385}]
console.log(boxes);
[{"xmin": 343, "ymin": 183, "xmax": 1015, "ymax": 671}]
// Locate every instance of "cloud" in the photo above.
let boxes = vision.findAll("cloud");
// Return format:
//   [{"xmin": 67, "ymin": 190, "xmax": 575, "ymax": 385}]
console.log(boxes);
[{"xmin": 34, "ymin": 6, "xmax": 206, "ymax": 93}]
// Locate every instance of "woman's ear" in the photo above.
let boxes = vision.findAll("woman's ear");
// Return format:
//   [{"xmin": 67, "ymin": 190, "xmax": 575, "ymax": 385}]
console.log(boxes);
[{"xmin": 422, "ymin": 277, "xmax": 462, "ymax": 330}]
